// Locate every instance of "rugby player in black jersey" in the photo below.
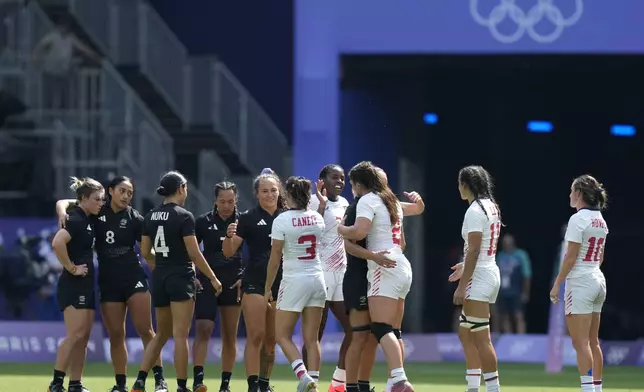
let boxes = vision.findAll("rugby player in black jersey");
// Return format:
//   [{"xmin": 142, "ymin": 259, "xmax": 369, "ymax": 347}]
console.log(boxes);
[
  {"xmin": 131, "ymin": 171, "xmax": 222, "ymax": 392},
  {"xmin": 48, "ymin": 177, "xmax": 104, "ymax": 392},
  {"xmin": 192, "ymin": 181, "xmax": 243, "ymax": 392},
  {"xmin": 222, "ymin": 168, "xmax": 286, "ymax": 392},
  {"xmin": 56, "ymin": 176, "xmax": 167, "ymax": 392}
]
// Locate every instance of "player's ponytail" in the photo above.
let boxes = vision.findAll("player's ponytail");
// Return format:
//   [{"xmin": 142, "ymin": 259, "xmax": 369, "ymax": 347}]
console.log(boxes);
[
  {"xmin": 573, "ymin": 174, "xmax": 608, "ymax": 210},
  {"xmin": 69, "ymin": 176, "xmax": 103, "ymax": 201},
  {"xmin": 285, "ymin": 176, "xmax": 312, "ymax": 210},
  {"xmin": 459, "ymin": 165, "xmax": 503, "ymax": 225},
  {"xmin": 349, "ymin": 161, "xmax": 399, "ymax": 225}
]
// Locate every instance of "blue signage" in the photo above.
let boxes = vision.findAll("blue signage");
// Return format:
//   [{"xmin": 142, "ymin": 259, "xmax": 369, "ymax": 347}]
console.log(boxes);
[{"xmin": 292, "ymin": 0, "xmax": 644, "ymax": 179}]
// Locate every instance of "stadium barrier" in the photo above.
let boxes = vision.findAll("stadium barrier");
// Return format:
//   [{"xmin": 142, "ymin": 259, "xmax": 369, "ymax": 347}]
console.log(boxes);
[{"xmin": 0, "ymin": 322, "xmax": 642, "ymax": 366}]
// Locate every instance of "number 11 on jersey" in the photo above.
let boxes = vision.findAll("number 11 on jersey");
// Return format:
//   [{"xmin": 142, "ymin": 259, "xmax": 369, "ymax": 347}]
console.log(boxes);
[{"xmin": 154, "ymin": 226, "xmax": 169, "ymax": 257}]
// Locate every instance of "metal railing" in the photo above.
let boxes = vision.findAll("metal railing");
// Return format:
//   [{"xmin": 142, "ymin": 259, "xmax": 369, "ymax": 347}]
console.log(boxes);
[
  {"xmin": 4, "ymin": 1, "xmax": 207, "ymax": 209},
  {"xmin": 64, "ymin": 0, "xmax": 292, "ymax": 178},
  {"xmin": 211, "ymin": 61, "xmax": 291, "ymax": 178}
]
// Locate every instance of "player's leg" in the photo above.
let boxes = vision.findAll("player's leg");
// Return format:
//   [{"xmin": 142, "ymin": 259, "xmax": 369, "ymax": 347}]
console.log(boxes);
[
  {"xmin": 192, "ymin": 276, "xmax": 217, "ymax": 392},
  {"xmin": 101, "ymin": 300, "xmax": 129, "ymax": 391},
  {"xmin": 131, "ymin": 273, "xmax": 173, "ymax": 392},
  {"xmin": 565, "ymin": 280, "xmax": 596, "ymax": 392},
  {"xmin": 128, "ymin": 289, "xmax": 166, "ymax": 392},
  {"xmin": 357, "ymin": 334, "xmax": 377, "ymax": 392},
  {"xmin": 590, "ymin": 279, "xmax": 606, "ymax": 391},
  {"xmin": 513, "ymin": 298, "xmax": 527, "ymax": 335},
  {"xmin": 327, "ymin": 271, "xmax": 352, "ymax": 392},
  {"xmin": 170, "ymin": 298, "xmax": 196, "ymax": 391},
  {"xmin": 461, "ymin": 299, "xmax": 498, "ymax": 392},
  {"xmin": 259, "ymin": 281, "xmax": 280, "ymax": 392},
  {"xmin": 302, "ymin": 306, "xmax": 325, "ymax": 386},
  {"xmin": 241, "ymin": 288, "xmax": 268, "ymax": 392},
  {"xmin": 302, "ymin": 303, "xmax": 328, "ymax": 369},
  {"xmin": 49, "ymin": 281, "xmax": 93, "ymax": 392},
  {"xmin": 66, "ymin": 308, "xmax": 95, "ymax": 392},
  {"xmin": 384, "ymin": 300, "xmax": 406, "ymax": 392},
  {"xmin": 345, "ymin": 310, "xmax": 371, "ymax": 392},
  {"xmin": 590, "ymin": 312, "xmax": 603, "ymax": 391},
  {"xmin": 218, "ymin": 301, "xmax": 242, "ymax": 392}
]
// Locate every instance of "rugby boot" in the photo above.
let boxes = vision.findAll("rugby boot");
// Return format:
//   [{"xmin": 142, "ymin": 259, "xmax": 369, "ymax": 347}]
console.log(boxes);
[
  {"xmin": 297, "ymin": 374, "xmax": 317, "ymax": 392},
  {"xmin": 390, "ymin": 380, "xmax": 414, "ymax": 392},
  {"xmin": 328, "ymin": 384, "xmax": 345, "ymax": 392},
  {"xmin": 48, "ymin": 384, "xmax": 67, "ymax": 392},
  {"xmin": 193, "ymin": 384, "xmax": 207, "ymax": 392},
  {"xmin": 154, "ymin": 379, "xmax": 168, "ymax": 392},
  {"xmin": 109, "ymin": 386, "xmax": 128, "ymax": 392}
]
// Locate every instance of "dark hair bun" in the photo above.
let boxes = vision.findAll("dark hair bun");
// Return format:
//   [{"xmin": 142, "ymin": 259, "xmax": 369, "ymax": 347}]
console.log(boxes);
[{"xmin": 156, "ymin": 186, "xmax": 168, "ymax": 196}]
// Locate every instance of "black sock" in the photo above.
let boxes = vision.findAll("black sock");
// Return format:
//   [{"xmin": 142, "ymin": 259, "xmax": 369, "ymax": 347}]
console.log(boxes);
[
  {"xmin": 177, "ymin": 379, "xmax": 187, "ymax": 389},
  {"xmin": 247, "ymin": 375, "xmax": 259, "ymax": 390},
  {"xmin": 193, "ymin": 366, "xmax": 204, "ymax": 386},
  {"xmin": 115, "ymin": 374, "xmax": 126, "ymax": 388},
  {"xmin": 358, "ymin": 380, "xmax": 370, "ymax": 392},
  {"xmin": 52, "ymin": 369, "xmax": 66, "ymax": 386},
  {"xmin": 347, "ymin": 383, "xmax": 360, "ymax": 392},
  {"xmin": 69, "ymin": 380, "xmax": 81, "ymax": 389},
  {"xmin": 153, "ymin": 366, "xmax": 164, "ymax": 383},
  {"xmin": 258, "ymin": 377, "xmax": 269, "ymax": 391},
  {"xmin": 221, "ymin": 372, "xmax": 232, "ymax": 390},
  {"xmin": 134, "ymin": 370, "xmax": 148, "ymax": 388}
]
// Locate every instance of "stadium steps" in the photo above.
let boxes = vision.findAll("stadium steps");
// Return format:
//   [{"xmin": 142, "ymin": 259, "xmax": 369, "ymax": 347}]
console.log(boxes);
[{"xmin": 38, "ymin": 4, "xmax": 252, "ymax": 183}]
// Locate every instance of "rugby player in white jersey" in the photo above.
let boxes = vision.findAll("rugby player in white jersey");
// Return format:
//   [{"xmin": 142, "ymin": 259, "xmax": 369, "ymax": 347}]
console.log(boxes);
[
  {"xmin": 449, "ymin": 165, "xmax": 503, "ymax": 392},
  {"xmin": 338, "ymin": 161, "xmax": 414, "ymax": 392},
  {"xmin": 550, "ymin": 175, "xmax": 608, "ymax": 392},
  {"xmin": 265, "ymin": 176, "xmax": 327, "ymax": 392},
  {"xmin": 304, "ymin": 164, "xmax": 352, "ymax": 392}
]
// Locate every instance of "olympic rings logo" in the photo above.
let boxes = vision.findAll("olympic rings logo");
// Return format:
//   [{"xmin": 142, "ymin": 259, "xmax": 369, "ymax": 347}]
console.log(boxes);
[{"xmin": 470, "ymin": 0, "xmax": 584, "ymax": 44}]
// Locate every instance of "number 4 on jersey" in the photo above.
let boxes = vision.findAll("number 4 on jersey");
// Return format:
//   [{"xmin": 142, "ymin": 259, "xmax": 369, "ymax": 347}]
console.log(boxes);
[{"xmin": 154, "ymin": 226, "xmax": 170, "ymax": 257}]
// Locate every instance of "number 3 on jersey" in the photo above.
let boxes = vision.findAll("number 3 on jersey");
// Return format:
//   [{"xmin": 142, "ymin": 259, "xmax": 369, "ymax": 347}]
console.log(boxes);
[
  {"xmin": 297, "ymin": 235, "xmax": 317, "ymax": 260},
  {"xmin": 154, "ymin": 226, "xmax": 170, "ymax": 257}
]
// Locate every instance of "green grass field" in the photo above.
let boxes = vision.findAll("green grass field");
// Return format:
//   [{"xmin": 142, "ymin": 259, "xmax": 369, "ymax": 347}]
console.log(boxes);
[{"xmin": 0, "ymin": 362, "xmax": 642, "ymax": 392}]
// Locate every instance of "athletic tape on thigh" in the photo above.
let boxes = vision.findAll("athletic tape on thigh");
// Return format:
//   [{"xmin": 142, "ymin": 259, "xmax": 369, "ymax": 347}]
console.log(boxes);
[{"xmin": 459, "ymin": 313, "xmax": 490, "ymax": 332}]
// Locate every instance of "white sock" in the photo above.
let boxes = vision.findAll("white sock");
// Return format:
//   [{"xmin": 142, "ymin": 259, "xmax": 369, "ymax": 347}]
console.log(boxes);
[
  {"xmin": 384, "ymin": 378, "xmax": 393, "ymax": 392},
  {"xmin": 594, "ymin": 379, "xmax": 602, "ymax": 392},
  {"xmin": 581, "ymin": 375, "xmax": 595, "ymax": 391},
  {"xmin": 466, "ymin": 368, "xmax": 481, "ymax": 390},
  {"xmin": 484, "ymin": 371, "xmax": 500, "ymax": 392},
  {"xmin": 291, "ymin": 359, "xmax": 307, "ymax": 380},
  {"xmin": 309, "ymin": 371, "xmax": 320, "ymax": 383},
  {"xmin": 331, "ymin": 367, "xmax": 345, "ymax": 386},
  {"xmin": 390, "ymin": 368, "xmax": 407, "ymax": 384}
]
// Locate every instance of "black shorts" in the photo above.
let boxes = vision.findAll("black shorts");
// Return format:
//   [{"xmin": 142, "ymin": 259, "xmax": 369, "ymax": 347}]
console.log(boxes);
[
  {"xmin": 57, "ymin": 275, "xmax": 96, "ymax": 311},
  {"xmin": 195, "ymin": 264, "xmax": 241, "ymax": 321},
  {"xmin": 343, "ymin": 270, "xmax": 369, "ymax": 315},
  {"xmin": 99, "ymin": 272, "xmax": 149, "ymax": 303},
  {"xmin": 242, "ymin": 270, "xmax": 281, "ymax": 301},
  {"xmin": 151, "ymin": 268, "xmax": 196, "ymax": 308}
]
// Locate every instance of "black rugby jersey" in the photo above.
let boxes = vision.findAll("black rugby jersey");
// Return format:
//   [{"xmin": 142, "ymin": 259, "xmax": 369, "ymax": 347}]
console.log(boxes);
[
  {"xmin": 195, "ymin": 210, "xmax": 242, "ymax": 268},
  {"xmin": 63, "ymin": 205, "xmax": 96, "ymax": 277},
  {"xmin": 142, "ymin": 203, "xmax": 195, "ymax": 272},
  {"xmin": 236, "ymin": 205, "xmax": 282, "ymax": 277},
  {"xmin": 93, "ymin": 204, "xmax": 144, "ymax": 277},
  {"xmin": 344, "ymin": 196, "xmax": 368, "ymax": 276}
]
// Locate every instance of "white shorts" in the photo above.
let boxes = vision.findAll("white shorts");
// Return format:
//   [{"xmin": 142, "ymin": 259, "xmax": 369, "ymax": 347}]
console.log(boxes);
[
  {"xmin": 276, "ymin": 274, "xmax": 327, "ymax": 312},
  {"xmin": 466, "ymin": 267, "xmax": 500, "ymax": 304},
  {"xmin": 366, "ymin": 251, "xmax": 412, "ymax": 300},
  {"xmin": 324, "ymin": 270, "xmax": 345, "ymax": 302},
  {"xmin": 564, "ymin": 274, "xmax": 606, "ymax": 315}
]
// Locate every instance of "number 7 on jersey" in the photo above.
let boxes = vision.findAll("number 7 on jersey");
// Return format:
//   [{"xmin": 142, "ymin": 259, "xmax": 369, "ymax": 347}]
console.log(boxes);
[{"xmin": 154, "ymin": 226, "xmax": 170, "ymax": 257}]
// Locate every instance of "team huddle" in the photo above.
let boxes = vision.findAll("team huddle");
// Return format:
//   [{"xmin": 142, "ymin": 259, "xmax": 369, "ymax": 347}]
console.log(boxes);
[{"xmin": 46, "ymin": 161, "xmax": 609, "ymax": 392}]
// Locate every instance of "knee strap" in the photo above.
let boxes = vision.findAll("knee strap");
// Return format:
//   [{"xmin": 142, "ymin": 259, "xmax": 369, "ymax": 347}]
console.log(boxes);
[
  {"xmin": 370, "ymin": 322, "xmax": 393, "ymax": 342},
  {"xmin": 459, "ymin": 313, "xmax": 490, "ymax": 332},
  {"xmin": 392, "ymin": 328, "xmax": 402, "ymax": 340},
  {"xmin": 352, "ymin": 324, "xmax": 371, "ymax": 333}
]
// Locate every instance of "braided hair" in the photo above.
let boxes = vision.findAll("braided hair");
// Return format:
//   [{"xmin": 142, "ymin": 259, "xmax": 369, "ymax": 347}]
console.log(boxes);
[{"xmin": 458, "ymin": 165, "xmax": 502, "ymax": 223}]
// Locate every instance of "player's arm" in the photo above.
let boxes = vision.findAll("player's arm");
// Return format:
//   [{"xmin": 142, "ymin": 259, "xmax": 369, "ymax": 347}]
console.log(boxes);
[
  {"xmin": 51, "ymin": 228, "xmax": 85, "ymax": 275},
  {"xmin": 401, "ymin": 191, "xmax": 424, "ymax": 216},
  {"xmin": 185, "ymin": 236, "xmax": 217, "ymax": 281},
  {"xmin": 339, "ymin": 197, "xmax": 375, "ymax": 240},
  {"xmin": 344, "ymin": 239, "xmax": 378, "ymax": 260},
  {"xmin": 134, "ymin": 212, "xmax": 155, "ymax": 268},
  {"xmin": 553, "ymin": 215, "xmax": 585, "ymax": 286},
  {"xmin": 223, "ymin": 216, "xmax": 244, "ymax": 258},
  {"xmin": 265, "ymin": 239, "xmax": 283, "ymax": 299},
  {"xmin": 400, "ymin": 225, "xmax": 407, "ymax": 251}
]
